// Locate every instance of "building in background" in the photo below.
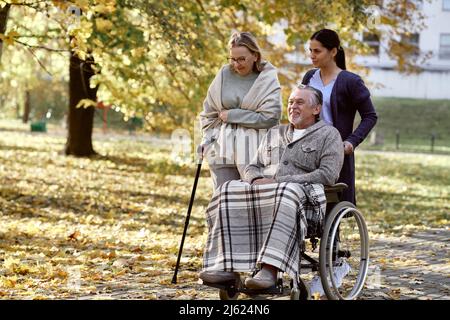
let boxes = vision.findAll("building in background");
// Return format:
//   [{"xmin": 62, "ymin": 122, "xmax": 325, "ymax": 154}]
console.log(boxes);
[
  {"xmin": 356, "ymin": 0, "xmax": 450, "ymax": 99},
  {"xmin": 281, "ymin": 0, "xmax": 450, "ymax": 99}
]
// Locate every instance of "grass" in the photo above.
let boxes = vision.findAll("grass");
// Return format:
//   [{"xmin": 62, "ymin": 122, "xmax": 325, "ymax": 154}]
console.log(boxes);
[
  {"xmin": 356, "ymin": 151, "xmax": 449, "ymax": 232},
  {"xmin": 357, "ymin": 97, "xmax": 450, "ymax": 154},
  {"xmin": 0, "ymin": 120, "xmax": 448, "ymax": 299},
  {"xmin": 7, "ymin": 96, "xmax": 450, "ymax": 153}
]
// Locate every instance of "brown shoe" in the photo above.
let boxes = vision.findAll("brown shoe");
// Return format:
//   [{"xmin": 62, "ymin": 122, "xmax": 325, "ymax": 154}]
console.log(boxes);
[{"xmin": 199, "ymin": 270, "xmax": 239, "ymax": 284}]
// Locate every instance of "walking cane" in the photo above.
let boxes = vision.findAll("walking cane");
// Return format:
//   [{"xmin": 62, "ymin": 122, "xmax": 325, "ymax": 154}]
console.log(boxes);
[{"xmin": 171, "ymin": 145, "xmax": 204, "ymax": 284}]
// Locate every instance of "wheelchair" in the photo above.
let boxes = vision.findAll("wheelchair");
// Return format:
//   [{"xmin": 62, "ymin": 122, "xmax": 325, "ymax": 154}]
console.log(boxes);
[{"xmin": 201, "ymin": 183, "xmax": 370, "ymax": 300}]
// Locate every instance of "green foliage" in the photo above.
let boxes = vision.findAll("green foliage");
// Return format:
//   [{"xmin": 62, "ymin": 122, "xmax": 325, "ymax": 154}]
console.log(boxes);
[
  {"xmin": 357, "ymin": 152, "xmax": 449, "ymax": 233},
  {"xmin": 358, "ymin": 97, "xmax": 450, "ymax": 154},
  {"xmin": 0, "ymin": 0, "xmax": 427, "ymax": 132},
  {"xmin": 0, "ymin": 1, "xmax": 69, "ymax": 120},
  {"xmin": 370, "ymin": 97, "xmax": 450, "ymax": 140}
]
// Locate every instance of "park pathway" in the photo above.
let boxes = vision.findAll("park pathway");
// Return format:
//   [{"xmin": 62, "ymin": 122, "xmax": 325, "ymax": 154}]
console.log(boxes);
[
  {"xmin": 73, "ymin": 228, "xmax": 449, "ymax": 300},
  {"xmin": 362, "ymin": 228, "xmax": 449, "ymax": 300}
]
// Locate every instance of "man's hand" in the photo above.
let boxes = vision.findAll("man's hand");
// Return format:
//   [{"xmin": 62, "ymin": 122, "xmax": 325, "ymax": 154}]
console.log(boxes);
[
  {"xmin": 252, "ymin": 178, "xmax": 277, "ymax": 185},
  {"xmin": 219, "ymin": 110, "xmax": 228, "ymax": 122},
  {"xmin": 343, "ymin": 141, "xmax": 354, "ymax": 155}
]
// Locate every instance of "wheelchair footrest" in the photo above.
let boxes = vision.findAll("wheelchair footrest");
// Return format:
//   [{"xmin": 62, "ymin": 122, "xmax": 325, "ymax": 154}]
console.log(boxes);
[
  {"xmin": 201, "ymin": 278, "xmax": 284, "ymax": 295},
  {"xmin": 300, "ymin": 263, "xmax": 319, "ymax": 271},
  {"xmin": 200, "ymin": 279, "xmax": 240, "ymax": 291},
  {"xmin": 242, "ymin": 284, "xmax": 284, "ymax": 295}
]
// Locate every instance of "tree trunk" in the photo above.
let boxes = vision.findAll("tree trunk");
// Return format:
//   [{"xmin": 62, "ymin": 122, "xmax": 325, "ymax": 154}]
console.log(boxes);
[
  {"xmin": 22, "ymin": 90, "xmax": 30, "ymax": 123},
  {"xmin": 64, "ymin": 53, "xmax": 97, "ymax": 157},
  {"xmin": 0, "ymin": 4, "xmax": 11, "ymax": 62},
  {"xmin": 16, "ymin": 102, "xmax": 20, "ymax": 119}
]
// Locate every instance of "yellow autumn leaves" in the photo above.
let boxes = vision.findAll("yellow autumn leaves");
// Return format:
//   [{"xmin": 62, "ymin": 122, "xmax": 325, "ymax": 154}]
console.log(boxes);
[
  {"xmin": 0, "ymin": 123, "xmax": 210, "ymax": 299},
  {"xmin": 95, "ymin": 18, "xmax": 113, "ymax": 32},
  {"xmin": 1, "ymin": 118, "xmax": 449, "ymax": 299},
  {"xmin": 0, "ymin": 30, "xmax": 18, "ymax": 45},
  {"xmin": 50, "ymin": 0, "xmax": 116, "ymax": 14}
]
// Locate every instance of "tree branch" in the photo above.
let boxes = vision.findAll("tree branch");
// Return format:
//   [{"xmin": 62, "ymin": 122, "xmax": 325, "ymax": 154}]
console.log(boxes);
[
  {"xmin": 8, "ymin": 0, "xmax": 49, "ymax": 9},
  {"xmin": 14, "ymin": 38, "xmax": 69, "ymax": 52},
  {"xmin": 25, "ymin": 46, "xmax": 53, "ymax": 76},
  {"xmin": 194, "ymin": 0, "xmax": 226, "ymax": 43},
  {"xmin": 164, "ymin": 65, "xmax": 191, "ymax": 102}
]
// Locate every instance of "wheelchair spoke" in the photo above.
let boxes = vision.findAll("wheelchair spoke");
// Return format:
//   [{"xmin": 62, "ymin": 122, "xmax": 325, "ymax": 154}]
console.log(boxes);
[{"xmin": 320, "ymin": 202, "xmax": 369, "ymax": 300}]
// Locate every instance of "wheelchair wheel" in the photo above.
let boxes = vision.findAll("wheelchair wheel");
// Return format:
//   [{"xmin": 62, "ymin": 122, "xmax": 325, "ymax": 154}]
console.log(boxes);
[
  {"xmin": 219, "ymin": 288, "xmax": 239, "ymax": 300},
  {"xmin": 319, "ymin": 201, "xmax": 369, "ymax": 300}
]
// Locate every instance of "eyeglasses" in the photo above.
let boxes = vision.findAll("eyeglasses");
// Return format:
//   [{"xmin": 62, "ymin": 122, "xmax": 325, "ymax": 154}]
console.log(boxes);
[{"xmin": 228, "ymin": 56, "xmax": 250, "ymax": 65}]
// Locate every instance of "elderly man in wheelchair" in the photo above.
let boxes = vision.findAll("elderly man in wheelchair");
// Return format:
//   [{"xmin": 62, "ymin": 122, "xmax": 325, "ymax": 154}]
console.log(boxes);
[{"xmin": 199, "ymin": 84, "xmax": 369, "ymax": 300}]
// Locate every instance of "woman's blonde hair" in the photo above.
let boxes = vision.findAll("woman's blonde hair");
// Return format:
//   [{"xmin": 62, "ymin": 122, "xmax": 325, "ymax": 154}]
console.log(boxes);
[{"xmin": 228, "ymin": 31, "xmax": 263, "ymax": 73}]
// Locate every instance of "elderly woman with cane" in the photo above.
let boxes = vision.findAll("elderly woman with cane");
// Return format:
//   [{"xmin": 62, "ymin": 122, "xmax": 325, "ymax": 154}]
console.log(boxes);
[
  {"xmin": 200, "ymin": 31, "xmax": 282, "ymax": 191},
  {"xmin": 199, "ymin": 84, "xmax": 344, "ymax": 289},
  {"xmin": 173, "ymin": 32, "xmax": 281, "ymax": 284}
]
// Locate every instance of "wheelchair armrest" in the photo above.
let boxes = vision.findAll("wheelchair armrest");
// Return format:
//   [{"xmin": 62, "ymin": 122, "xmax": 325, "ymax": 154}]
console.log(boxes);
[
  {"xmin": 324, "ymin": 183, "xmax": 348, "ymax": 193},
  {"xmin": 324, "ymin": 183, "xmax": 348, "ymax": 204}
]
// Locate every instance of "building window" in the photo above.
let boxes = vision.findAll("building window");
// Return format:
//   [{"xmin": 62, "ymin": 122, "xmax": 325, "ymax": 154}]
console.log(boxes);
[
  {"xmin": 440, "ymin": 34, "xmax": 450, "ymax": 59},
  {"xmin": 413, "ymin": 0, "xmax": 423, "ymax": 10},
  {"xmin": 401, "ymin": 33, "xmax": 420, "ymax": 56},
  {"xmin": 443, "ymin": 0, "xmax": 450, "ymax": 11},
  {"xmin": 363, "ymin": 32, "xmax": 380, "ymax": 56}
]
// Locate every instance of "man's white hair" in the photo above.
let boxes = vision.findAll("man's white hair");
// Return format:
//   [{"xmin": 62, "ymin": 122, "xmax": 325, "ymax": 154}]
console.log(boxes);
[{"xmin": 295, "ymin": 83, "xmax": 323, "ymax": 107}]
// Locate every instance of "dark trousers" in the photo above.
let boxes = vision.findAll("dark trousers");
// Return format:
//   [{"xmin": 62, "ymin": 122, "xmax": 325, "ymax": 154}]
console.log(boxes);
[{"xmin": 338, "ymin": 154, "xmax": 356, "ymax": 205}]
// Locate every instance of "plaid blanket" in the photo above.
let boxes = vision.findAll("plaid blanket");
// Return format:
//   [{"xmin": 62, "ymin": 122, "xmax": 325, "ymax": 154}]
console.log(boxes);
[{"xmin": 202, "ymin": 180, "xmax": 326, "ymax": 281}]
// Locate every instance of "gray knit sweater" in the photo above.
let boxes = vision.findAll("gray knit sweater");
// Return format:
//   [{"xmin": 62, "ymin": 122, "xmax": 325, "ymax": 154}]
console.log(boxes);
[
  {"xmin": 221, "ymin": 65, "xmax": 279, "ymax": 129},
  {"xmin": 244, "ymin": 120, "xmax": 344, "ymax": 186}
]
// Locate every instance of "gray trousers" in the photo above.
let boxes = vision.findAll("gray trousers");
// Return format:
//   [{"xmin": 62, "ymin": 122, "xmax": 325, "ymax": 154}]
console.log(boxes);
[{"xmin": 208, "ymin": 163, "xmax": 245, "ymax": 191}]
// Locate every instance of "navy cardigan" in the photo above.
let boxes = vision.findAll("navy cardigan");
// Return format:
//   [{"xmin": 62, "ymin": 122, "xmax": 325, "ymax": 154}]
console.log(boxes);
[{"xmin": 302, "ymin": 69, "xmax": 378, "ymax": 204}]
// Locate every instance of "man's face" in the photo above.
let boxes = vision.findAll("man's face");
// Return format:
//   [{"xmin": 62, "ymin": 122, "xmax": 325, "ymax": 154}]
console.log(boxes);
[{"xmin": 287, "ymin": 88, "xmax": 320, "ymax": 128}]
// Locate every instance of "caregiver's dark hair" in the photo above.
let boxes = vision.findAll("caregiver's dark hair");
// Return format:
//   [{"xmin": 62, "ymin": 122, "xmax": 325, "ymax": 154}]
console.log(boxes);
[{"xmin": 310, "ymin": 29, "xmax": 346, "ymax": 70}]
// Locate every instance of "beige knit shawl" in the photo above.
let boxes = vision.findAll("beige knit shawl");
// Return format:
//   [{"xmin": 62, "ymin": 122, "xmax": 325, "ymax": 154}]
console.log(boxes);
[{"xmin": 199, "ymin": 62, "xmax": 281, "ymax": 174}]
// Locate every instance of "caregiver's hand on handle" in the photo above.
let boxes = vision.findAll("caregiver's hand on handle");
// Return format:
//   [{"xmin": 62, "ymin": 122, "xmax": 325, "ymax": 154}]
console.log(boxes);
[{"xmin": 343, "ymin": 141, "xmax": 354, "ymax": 155}]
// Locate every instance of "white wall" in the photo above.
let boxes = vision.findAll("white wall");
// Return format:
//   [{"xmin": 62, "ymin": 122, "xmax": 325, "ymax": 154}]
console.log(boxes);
[
  {"xmin": 357, "ymin": 0, "xmax": 450, "ymax": 98},
  {"xmin": 420, "ymin": 0, "xmax": 450, "ymax": 68},
  {"xmin": 367, "ymin": 68, "xmax": 450, "ymax": 99},
  {"xmin": 277, "ymin": 1, "xmax": 450, "ymax": 99},
  {"xmin": 357, "ymin": 0, "xmax": 450, "ymax": 71}
]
